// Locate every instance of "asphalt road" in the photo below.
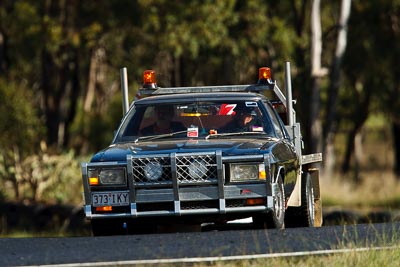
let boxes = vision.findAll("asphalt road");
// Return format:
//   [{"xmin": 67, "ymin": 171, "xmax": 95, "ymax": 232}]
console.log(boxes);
[{"xmin": 1, "ymin": 222, "xmax": 400, "ymax": 266}]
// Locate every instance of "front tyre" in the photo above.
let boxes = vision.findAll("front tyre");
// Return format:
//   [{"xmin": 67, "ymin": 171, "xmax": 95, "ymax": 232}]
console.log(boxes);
[
  {"xmin": 285, "ymin": 172, "xmax": 315, "ymax": 227},
  {"xmin": 253, "ymin": 174, "xmax": 285, "ymax": 229}
]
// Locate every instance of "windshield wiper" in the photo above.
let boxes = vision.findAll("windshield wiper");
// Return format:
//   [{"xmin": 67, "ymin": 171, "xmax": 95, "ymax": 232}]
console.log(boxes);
[
  {"xmin": 134, "ymin": 130, "xmax": 188, "ymax": 143},
  {"xmin": 205, "ymin": 131, "xmax": 266, "ymax": 140}
]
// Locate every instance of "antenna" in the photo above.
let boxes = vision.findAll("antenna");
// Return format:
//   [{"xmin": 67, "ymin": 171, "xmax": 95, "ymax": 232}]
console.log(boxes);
[{"xmin": 120, "ymin": 67, "xmax": 129, "ymax": 115}]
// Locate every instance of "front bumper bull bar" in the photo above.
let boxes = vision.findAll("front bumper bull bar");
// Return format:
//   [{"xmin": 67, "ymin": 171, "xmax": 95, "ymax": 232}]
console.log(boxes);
[{"xmin": 82, "ymin": 151, "xmax": 274, "ymax": 219}]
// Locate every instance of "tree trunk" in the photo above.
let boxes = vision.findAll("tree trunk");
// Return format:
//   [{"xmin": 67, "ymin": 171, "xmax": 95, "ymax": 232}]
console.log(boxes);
[
  {"xmin": 12, "ymin": 146, "xmax": 22, "ymax": 201},
  {"xmin": 83, "ymin": 48, "xmax": 99, "ymax": 113},
  {"xmin": 41, "ymin": 49, "xmax": 61, "ymax": 146},
  {"xmin": 310, "ymin": 78, "xmax": 322, "ymax": 154},
  {"xmin": 63, "ymin": 48, "xmax": 80, "ymax": 147},
  {"xmin": 393, "ymin": 120, "xmax": 400, "ymax": 177},
  {"xmin": 41, "ymin": 0, "xmax": 79, "ymax": 149},
  {"xmin": 341, "ymin": 125, "xmax": 365, "ymax": 182},
  {"xmin": 0, "ymin": 31, "xmax": 8, "ymax": 76},
  {"xmin": 341, "ymin": 127, "xmax": 356, "ymax": 177},
  {"xmin": 323, "ymin": 0, "xmax": 352, "ymax": 174},
  {"xmin": 80, "ymin": 47, "xmax": 102, "ymax": 154},
  {"xmin": 341, "ymin": 89, "xmax": 370, "ymax": 180},
  {"xmin": 309, "ymin": 0, "xmax": 326, "ymax": 159},
  {"xmin": 289, "ymin": 0, "xmax": 309, "ymax": 154}
]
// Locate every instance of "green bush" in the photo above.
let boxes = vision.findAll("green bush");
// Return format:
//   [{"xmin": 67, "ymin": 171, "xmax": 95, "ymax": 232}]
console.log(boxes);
[
  {"xmin": 0, "ymin": 145, "xmax": 86, "ymax": 205},
  {"xmin": 0, "ymin": 80, "xmax": 85, "ymax": 204}
]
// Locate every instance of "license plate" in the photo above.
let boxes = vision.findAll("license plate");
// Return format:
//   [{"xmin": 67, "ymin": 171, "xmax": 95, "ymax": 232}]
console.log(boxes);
[{"xmin": 91, "ymin": 192, "xmax": 129, "ymax": 207}]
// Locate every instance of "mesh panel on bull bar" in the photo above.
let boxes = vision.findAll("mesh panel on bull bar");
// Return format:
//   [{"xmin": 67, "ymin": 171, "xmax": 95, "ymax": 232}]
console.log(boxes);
[
  {"xmin": 131, "ymin": 155, "xmax": 172, "ymax": 184},
  {"xmin": 176, "ymin": 153, "xmax": 218, "ymax": 184},
  {"xmin": 131, "ymin": 152, "xmax": 218, "ymax": 185}
]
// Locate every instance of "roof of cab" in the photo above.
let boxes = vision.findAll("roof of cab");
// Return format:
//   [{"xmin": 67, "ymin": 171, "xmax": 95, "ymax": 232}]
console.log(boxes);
[{"xmin": 133, "ymin": 92, "xmax": 268, "ymax": 105}]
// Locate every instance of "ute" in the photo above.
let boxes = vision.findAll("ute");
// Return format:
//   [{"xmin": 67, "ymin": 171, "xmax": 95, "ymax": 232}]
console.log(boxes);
[{"xmin": 81, "ymin": 62, "xmax": 323, "ymax": 236}]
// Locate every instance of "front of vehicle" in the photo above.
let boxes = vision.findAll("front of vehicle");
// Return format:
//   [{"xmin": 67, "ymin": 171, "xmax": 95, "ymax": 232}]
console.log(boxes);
[{"xmin": 82, "ymin": 92, "xmax": 298, "ymax": 235}]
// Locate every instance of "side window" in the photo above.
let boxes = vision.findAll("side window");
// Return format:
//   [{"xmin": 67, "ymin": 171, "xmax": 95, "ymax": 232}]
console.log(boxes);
[
  {"xmin": 264, "ymin": 102, "xmax": 284, "ymax": 139},
  {"xmin": 118, "ymin": 106, "xmax": 146, "ymax": 138},
  {"xmin": 139, "ymin": 106, "xmax": 157, "ymax": 130}
]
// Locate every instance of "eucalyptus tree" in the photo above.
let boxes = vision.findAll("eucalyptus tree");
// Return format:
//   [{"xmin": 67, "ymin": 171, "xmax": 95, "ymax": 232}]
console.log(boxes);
[
  {"xmin": 323, "ymin": 0, "xmax": 352, "ymax": 176},
  {"xmin": 365, "ymin": 0, "xmax": 400, "ymax": 176},
  {"xmin": 0, "ymin": 2, "xmax": 45, "ymax": 199},
  {"xmin": 340, "ymin": 0, "xmax": 400, "ymax": 178},
  {"xmin": 134, "ymin": 0, "xmax": 239, "ymax": 86}
]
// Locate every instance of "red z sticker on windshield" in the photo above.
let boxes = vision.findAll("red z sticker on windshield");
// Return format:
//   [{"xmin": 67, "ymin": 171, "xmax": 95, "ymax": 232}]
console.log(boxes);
[{"xmin": 219, "ymin": 104, "xmax": 237, "ymax": 115}]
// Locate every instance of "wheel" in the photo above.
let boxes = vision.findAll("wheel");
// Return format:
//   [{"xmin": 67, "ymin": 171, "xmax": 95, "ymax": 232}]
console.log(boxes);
[
  {"xmin": 91, "ymin": 219, "xmax": 127, "ymax": 236},
  {"xmin": 253, "ymin": 174, "xmax": 285, "ymax": 229},
  {"xmin": 285, "ymin": 172, "xmax": 315, "ymax": 227}
]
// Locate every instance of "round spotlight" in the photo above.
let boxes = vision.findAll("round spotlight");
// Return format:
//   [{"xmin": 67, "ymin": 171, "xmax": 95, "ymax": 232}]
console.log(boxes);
[
  {"xmin": 144, "ymin": 162, "xmax": 162, "ymax": 181},
  {"xmin": 188, "ymin": 160, "xmax": 207, "ymax": 180}
]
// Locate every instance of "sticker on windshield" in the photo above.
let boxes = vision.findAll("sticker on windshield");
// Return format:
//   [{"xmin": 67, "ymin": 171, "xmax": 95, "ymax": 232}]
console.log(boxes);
[
  {"xmin": 187, "ymin": 127, "xmax": 199, "ymax": 137},
  {"xmin": 245, "ymin": 102, "xmax": 258, "ymax": 107},
  {"xmin": 252, "ymin": 126, "xmax": 264, "ymax": 132},
  {"xmin": 219, "ymin": 104, "xmax": 237, "ymax": 115}
]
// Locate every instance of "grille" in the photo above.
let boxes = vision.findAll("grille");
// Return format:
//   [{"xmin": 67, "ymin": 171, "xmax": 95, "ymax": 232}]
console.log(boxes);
[
  {"xmin": 181, "ymin": 200, "xmax": 219, "ymax": 210},
  {"xmin": 176, "ymin": 154, "xmax": 217, "ymax": 184},
  {"xmin": 131, "ymin": 153, "xmax": 218, "ymax": 185},
  {"xmin": 226, "ymin": 199, "xmax": 245, "ymax": 208},
  {"xmin": 132, "ymin": 156, "xmax": 171, "ymax": 184}
]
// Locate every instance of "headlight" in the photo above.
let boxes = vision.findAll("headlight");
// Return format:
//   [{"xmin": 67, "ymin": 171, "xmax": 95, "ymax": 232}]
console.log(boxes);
[
  {"xmin": 89, "ymin": 168, "xmax": 126, "ymax": 185},
  {"xmin": 144, "ymin": 162, "xmax": 163, "ymax": 181},
  {"xmin": 230, "ymin": 163, "xmax": 266, "ymax": 182},
  {"xmin": 188, "ymin": 159, "xmax": 208, "ymax": 179}
]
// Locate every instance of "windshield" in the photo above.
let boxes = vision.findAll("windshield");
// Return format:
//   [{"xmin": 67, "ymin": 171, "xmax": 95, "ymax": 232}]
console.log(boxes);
[{"xmin": 115, "ymin": 100, "xmax": 275, "ymax": 142}]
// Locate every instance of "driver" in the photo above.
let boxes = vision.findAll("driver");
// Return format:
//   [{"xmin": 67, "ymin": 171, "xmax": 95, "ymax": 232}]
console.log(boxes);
[{"xmin": 141, "ymin": 105, "xmax": 186, "ymax": 135}]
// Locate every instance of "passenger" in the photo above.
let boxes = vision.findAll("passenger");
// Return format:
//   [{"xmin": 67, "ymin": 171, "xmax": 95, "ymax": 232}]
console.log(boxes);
[
  {"xmin": 221, "ymin": 106, "xmax": 259, "ymax": 133},
  {"xmin": 140, "ymin": 105, "xmax": 186, "ymax": 135}
]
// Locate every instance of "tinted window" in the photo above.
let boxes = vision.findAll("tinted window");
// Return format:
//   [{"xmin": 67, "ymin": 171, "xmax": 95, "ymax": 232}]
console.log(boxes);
[
  {"xmin": 264, "ymin": 103, "xmax": 285, "ymax": 138},
  {"xmin": 115, "ymin": 100, "xmax": 276, "ymax": 142}
]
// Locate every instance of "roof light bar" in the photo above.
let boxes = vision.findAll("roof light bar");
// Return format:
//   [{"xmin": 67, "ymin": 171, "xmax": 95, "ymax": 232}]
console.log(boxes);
[
  {"xmin": 258, "ymin": 67, "xmax": 271, "ymax": 81},
  {"xmin": 137, "ymin": 67, "xmax": 283, "ymax": 102},
  {"xmin": 143, "ymin": 70, "xmax": 157, "ymax": 89}
]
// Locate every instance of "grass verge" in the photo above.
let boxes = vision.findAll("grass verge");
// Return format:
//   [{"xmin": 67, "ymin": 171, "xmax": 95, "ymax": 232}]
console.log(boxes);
[{"xmin": 321, "ymin": 170, "xmax": 400, "ymax": 210}]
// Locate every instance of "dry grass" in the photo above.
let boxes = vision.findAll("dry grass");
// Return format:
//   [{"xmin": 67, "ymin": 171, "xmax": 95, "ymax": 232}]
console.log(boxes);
[
  {"xmin": 147, "ymin": 247, "xmax": 400, "ymax": 267},
  {"xmin": 320, "ymin": 120, "xmax": 400, "ymax": 209},
  {"xmin": 320, "ymin": 171, "xmax": 400, "ymax": 209}
]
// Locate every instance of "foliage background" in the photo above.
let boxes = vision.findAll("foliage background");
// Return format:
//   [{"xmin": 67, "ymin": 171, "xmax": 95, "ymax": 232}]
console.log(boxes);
[{"xmin": 0, "ymin": 0, "xmax": 399, "ymax": 205}]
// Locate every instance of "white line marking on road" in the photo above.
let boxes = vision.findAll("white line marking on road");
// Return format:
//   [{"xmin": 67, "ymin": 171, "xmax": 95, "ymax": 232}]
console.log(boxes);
[{"xmin": 26, "ymin": 245, "xmax": 398, "ymax": 267}]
